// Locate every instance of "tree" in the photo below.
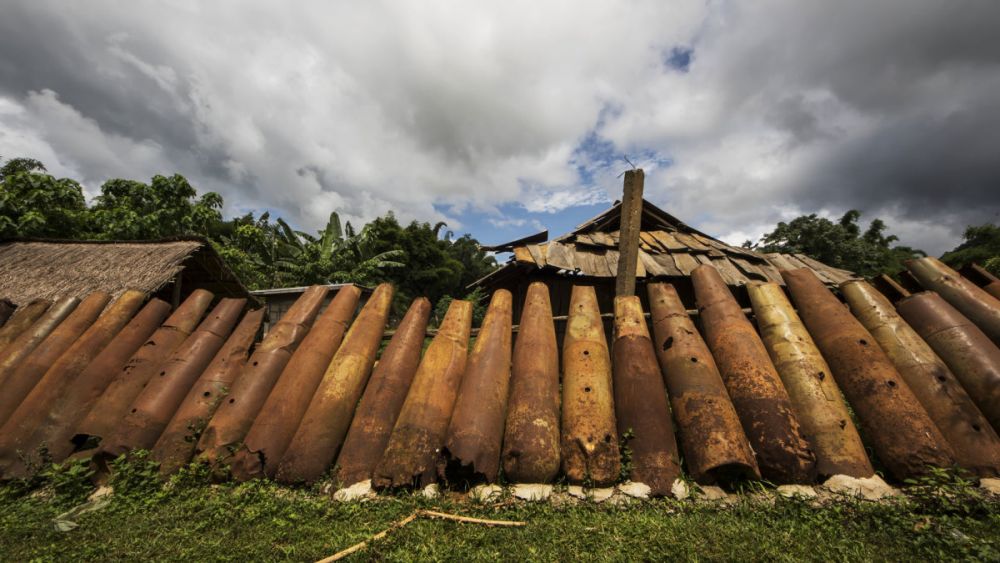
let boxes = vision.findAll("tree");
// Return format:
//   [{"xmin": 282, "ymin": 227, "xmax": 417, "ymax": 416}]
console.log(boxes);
[
  {"xmin": 90, "ymin": 174, "xmax": 223, "ymax": 239},
  {"xmin": 941, "ymin": 223, "xmax": 1000, "ymax": 276},
  {"xmin": 0, "ymin": 157, "xmax": 88, "ymax": 239},
  {"xmin": 747, "ymin": 210, "xmax": 923, "ymax": 277}
]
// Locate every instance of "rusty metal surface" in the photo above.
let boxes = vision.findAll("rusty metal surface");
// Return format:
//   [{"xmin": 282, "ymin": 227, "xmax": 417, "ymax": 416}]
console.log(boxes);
[
  {"xmin": 99, "ymin": 298, "xmax": 246, "ymax": 458},
  {"xmin": 230, "ymin": 286, "xmax": 362, "ymax": 481},
  {"xmin": 0, "ymin": 290, "xmax": 145, "ymax": 476},
  {"xmin": 0, "ymin": 291, "xmax": 111, "ymax": 429},
  {"xmin": 782, "ymin": 268, "xmax": 955, "ymax": 479},
  {"xmin": 0, "ymin": 297, "xmax": 78, "ymax": 388},
  {"xmin": 693, "ymin": 265, "xmax": 816, "ymax": 484},
  {"xmin": 275, "ymin": 285, "xmax": 392, "ymax": 484},
  {"xmin": 152, "ymin": 308, "xmax": 264, "ymax": 476},
  {"xmin": 844, "ymin": 281, "xmax": 1000, "ymax": 476},
  {"xmin": 195, "ymin": 286, "xmax": 329, "ymax": 465},
  {"xmin": 501, "ymin": 282, "xmax": 561, "ymax": 484},
  {"xmin": 373, "ymin": 299, "xmax": 472, "ymax": 489},
  {"xmin": 907, "ymin": 257, "xmax": 1000, "ymax": 346},
  {"xmin": 0, "ymin": 299, "xmax": 50, "ymax": 353},
  {"xmin": 334, "ymin": 297, "xmax": 430, "ymax": 487},
  {"xmin": 73, "ymin": 289, "xmax": 215, "ymax": 448},
  {"xmin": 0, "ymin": 300, "xmax": 13, "ymax": 328},
  {"xmin": 560, "ymin": 285, "xmax": 619, "ymax": 487},
  {"xmin": 441, "ymin": 289, "xmax": 513, "ymax": 485},
  {"xmin": 986, "ymin": 281, "xmax": 1000, "ymax": 301},
  {"xmin": 648, "ymin": 283, "xmax": 759, "ymax": 484},
  {"xmin": 749, "ymin": 283, "xmax": 873, "ymax": 478},
  {"xmin": 897, "ymin": 291, "xmax": 1000, "ymax": 436},
  {"xmin": 2, "ymin": 298, "xmax": 170, "ymax": 471},
  {"xmin": 612, "ymin": 295, "xmax": 681, "ymax": 496}
]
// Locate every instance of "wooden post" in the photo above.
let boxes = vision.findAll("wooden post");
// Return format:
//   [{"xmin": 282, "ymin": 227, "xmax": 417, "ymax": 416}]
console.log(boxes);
[{"xmin": 615, "ymin": 169, "xmax": 644, "ymax": 297}]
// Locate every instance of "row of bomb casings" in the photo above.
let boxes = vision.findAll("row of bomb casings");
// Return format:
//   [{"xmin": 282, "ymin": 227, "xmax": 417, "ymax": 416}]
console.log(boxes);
[{"xmin": 0, "ymin": 256, "xmax": 997, "ymax": 495}]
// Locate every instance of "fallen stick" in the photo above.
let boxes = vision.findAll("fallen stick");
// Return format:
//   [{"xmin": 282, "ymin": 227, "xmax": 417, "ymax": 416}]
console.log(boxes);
[{"xmin": 315, "ymin": 510, "xmax": 526, "ymax": 562}]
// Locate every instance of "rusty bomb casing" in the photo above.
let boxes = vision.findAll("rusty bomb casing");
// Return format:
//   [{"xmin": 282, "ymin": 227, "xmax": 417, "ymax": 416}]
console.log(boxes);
[
  {"xmin": 560, "ymin": 285, "xmax": 619, "ymax": 487},
  {"xmin": 3, "ymin": 298, "xmax": 170, "ymax": 470},
  {"xmin": 441, "ymin": 289, "xmax": 513, "ymax": 485},
  {"xmin": 0, "ymin": 291, "xmax": 111, "ymax": 429},
  {"xmin": 373, "ymin": 299, "xmax": 472, "ymax": 489},
  {"xmin": 152, "ymin": 308, "xmax": 264, "ymax": 476},
  {"xmin": 0, "ymin": 290, "xmax": 145, "ymax": 476},
  {"xmin": 749, "ymin": 283, "xmax": 873, "ymax": 479},
  {"xmin": 612, "ymin": 296, "xmax": 682, "ymax": 496},
  {"xmin": 844, "ymin": 281, "xmax": 1000, "ymax": 476},
  {"xmin": 897, "ymin": 291, "xmax": 1000, "ymax": 436},
  {"xmin": 195, "ymin": 286, "xmax": 329, "ymax": 465},
  {"xmin": 648, "ymin": 283, "xmax": 759, "ymax": 484},
  {"xmin": 0, "ymin": 297, "xmax": 78, "ymax": 388},
  {"xmin": 99, "ymin": 298, "xmax": 246, "ymax": 458},
  {"xmin": 229, "ymin": 286, "xmax": 362, "ymax": 481},
  {"xmin": 501, "ymin": 282, "xmax": 561, "ymax": 484},
  {"xmin": 334, "ymin": 297, "xmax": 431, "ymax": 487},
  {"xmin": 985, "ymin": 281, "xmax": 1000, "ymax": 301},
  {"xmin": 0, "ymin": 299, "xmax": 50, "ymax": 353},
  {"xmin": 73, "ymin": 289, "xmax": 214, "ymax": 448},
  {"xmin": 693, "ymin": 265, "xmax": 817, "ymax": 484},
  {"xmin": 274, "ymin": 285, "xmax": 393, "ymax": 483},
  {"xmin": 907, "ymin": 257, "xmax": 1000, "ymax": 346},
  {"xmin": 782, "ymin": 268, "xmax": 955, "ymax": 479},
  {"xmin": 0, "ymin": 300, "xmax": 13, "ymax": 328}
]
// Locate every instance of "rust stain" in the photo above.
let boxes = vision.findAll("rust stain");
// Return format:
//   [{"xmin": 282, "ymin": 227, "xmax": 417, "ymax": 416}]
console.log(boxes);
[
  {"xmin": 845, "ymin": 281, "xmax": 1000, "ymax": 476},
  {"xmin": 0, "ymin": 297, "xmax": 79, "ymax": 390},
  {"xmin": 0, "ymin": 291, "xmax": 111, "ymax": 430},
  {"xmin": 560, "ymin": 285, "xmax": 619, "ymax": 487},
  {"xmin": 441, "ymin": 289, "xmax": 513, "ymax": 485},
  {"xmin": 194, "ymin": 285, "xmax": 329, "ymax": 467},
  {"xmin": 783, "ymin": 268, "xmax": 955, "ymax": 480},
  {"xmin": 612, "ymin": 295, "xmax": 681, "ymax": 496},
  {"xmin": 693, "ymin": 265, "xmax": 817, "ymax": 484},
  {"xmin": 98, "ymin": 298, "xmax": 246, "ymax": 459},
  {"xmin": 648, "ymin": 282, "xmax": 759, "ymax": 484},
  {"xmin": 152, "ymin": 308, "xmax": 264, "ymax": 476},
  {"xmin": 6, "ymin": 298, "xmax": 171, "ymax": 469},
  {"xmin": 0, "ymin": 290, "xmax": 145, "ymax": 477},
  {"xmin": 907, "ymin": 257, "xmax": 1000, "ymax": 346},
  {"xmin": 0, "ymin": 299, "xmax": 51, "ymax": 353},
  {"xmin": 230, "ymin": 286, "xmax": 363, "ymax": 481},
  {"xmin": 501, "ymin": 282, "xmax": 561, "ymax": 484},
  {"xmin": 749, "ymin": 282, "xmax": 873, "ymax": 478},
  {"xmin": 373, "ymin": 299, "xmax": 472, "ymax": 489},
  {"xmin": 73, "ymin": 289, "xmax": 214, "ymax": 449},
  {"xmin": 334, "ymin": 297, "xmax": 430, "ymax": 487},
  {"xmin": 273, "ymin": 284, "xmax": 391, "ymax": 484},
  {"xmin": 897, "ymin": 290, "xmax": 1000, "ymax": 438}
]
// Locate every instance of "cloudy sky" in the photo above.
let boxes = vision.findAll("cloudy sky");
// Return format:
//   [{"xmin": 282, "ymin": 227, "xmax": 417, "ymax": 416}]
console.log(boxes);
[{"xmin": 1, "ymin": 1, "xmax": 998, "ymax": 254}]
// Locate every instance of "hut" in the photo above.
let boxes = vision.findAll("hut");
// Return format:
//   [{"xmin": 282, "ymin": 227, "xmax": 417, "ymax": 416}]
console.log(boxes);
[
  {"xmin": 250, "ymin": 283, "xmax": 372, "ymax": 334},
  {"xmin": 0, "ymin": 237, "xmax": 249, "ymax": 307},
  {"xmin": 473, "ymin": 198, "xmax": 856, "ymax": 320}
]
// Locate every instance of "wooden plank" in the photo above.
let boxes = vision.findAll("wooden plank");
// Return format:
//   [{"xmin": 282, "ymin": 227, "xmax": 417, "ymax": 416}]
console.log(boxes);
[
  {"xmin": 615, "ymin": 169, "xmax": 644, "ymax": 296},
  {"xmin": 670, "ymin": 252, "xmax": 701, "ymax": 275},
  {"xmin": 605, "ymin": 249, "xmax": 621, "ymax": 278},
  {"xmin": 639, "ymin": 250, "xmax": 669, "ymax": 277},
  {"xmin": 695, "ymin": 254, "xmax": 713, "ymax": 265},
  {"xmin": 650, "ymin": 231, "xmax": 687, "ymax": 251},
  {"xmin": 712, "ymin": 257, "xmax": 751, "ymax": 286},
  {"xmin": 571, "ymin": 248, "xmax": 600, "ymax": 276},
  {"xmin": 674, "ymin": 232, "xmax": 712, "ymax": 252},
  {"xmin": 513, "ymin": 246, "xmax": 535, "ymax": 265},
  {"xmin": 764, "ymin": 253, "xmax": 799, "ymax": 272},
  {"xmin": 730, "ymin": 256, "xmax": 770, "ymax": 282},
  {"xmin": 652, "ymin": 254, "xmax": 683, "ymax": 277},
  {"xmin": 526, "ymin": 244, "xmax": 548, "ymax": 267},
  {"xmin": 545, "ymin": 241, "xmax": 576, "ymax": 271},
  {"xmin": 639, "ymin": 232, "xmax": 664, "ymax": 254}
]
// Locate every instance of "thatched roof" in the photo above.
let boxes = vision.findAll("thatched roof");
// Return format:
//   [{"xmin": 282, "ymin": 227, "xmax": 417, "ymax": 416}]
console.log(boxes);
[
  {"xmin": 474, "ymin": 199, "xmax": 857, "ymax": 289},
  {"xmin": 0, "ymin": 237, "xmax": 249, "ymax": 306}
]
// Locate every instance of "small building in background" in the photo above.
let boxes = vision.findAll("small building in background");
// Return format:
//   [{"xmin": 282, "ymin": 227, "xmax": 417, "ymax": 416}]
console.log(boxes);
[
  {"xmin": 250, "ymin": 284, "xmax": 372, "ymax": 334},
  {"xmin": 0, "ymin": 237, "xmax": 249, "ymax": 307},
  {"xmin": 473, "ymin": 199, "xmax": 856, "ymax": 322}
]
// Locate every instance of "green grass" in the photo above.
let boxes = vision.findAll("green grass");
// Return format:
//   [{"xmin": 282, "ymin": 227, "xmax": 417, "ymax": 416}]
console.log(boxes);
[{"xmin": 0, "ymin": 458, "xmax": 998, "ymax": 562}]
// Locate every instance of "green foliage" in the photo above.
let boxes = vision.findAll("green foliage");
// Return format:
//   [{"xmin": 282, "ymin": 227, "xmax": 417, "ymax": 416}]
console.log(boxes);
[
  {"xmin": 0, "ymin": 156, "xmax": 497, "ymax": 313},
  {"xmin": 941, "ymin": 223, "xmax": 1000, "ymax": 275},
  {"xmin": 747, "ymin": 210, "xmax": 925, "ymax": 277}
]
